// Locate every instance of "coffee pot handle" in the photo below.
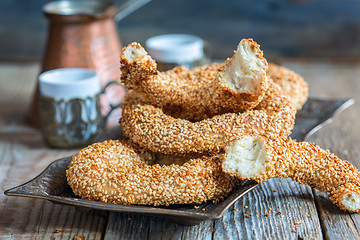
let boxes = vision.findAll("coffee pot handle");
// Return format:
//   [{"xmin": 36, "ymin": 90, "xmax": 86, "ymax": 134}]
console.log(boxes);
[
  {"xmin": 115, "ymin": 0, "xmax": 151, "ymax": 22},
  {"xmin": 101, "ymin": 80, "xmax": 125, "ymax": 127}
]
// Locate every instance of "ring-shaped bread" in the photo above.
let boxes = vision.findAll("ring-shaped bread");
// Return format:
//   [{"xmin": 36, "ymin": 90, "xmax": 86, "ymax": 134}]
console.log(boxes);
[
  {"xmin": 223, "ymin": 134, "xmax": 360, "ymax": 213},
  {"xmin": 121, "ymin": 39, "xmax": 269, "ymax": 121},
  {"xmin": 267, "ymin": 63, "xmax": 308, "ymax": 110},
  {"xmin": 120, "ymin": 79, "xmax": 296, "ymax": 155},
  {"xmin": 66, "ymin": 140, "xmax": 240, "ymax": 206}
]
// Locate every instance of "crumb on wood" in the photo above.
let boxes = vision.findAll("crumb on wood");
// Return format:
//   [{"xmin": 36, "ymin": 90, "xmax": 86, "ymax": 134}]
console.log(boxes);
[
  {"xmin": 269, "ymin": 208, "xmax": 273, "ymax": 211},
  {"xmin": 292, "ymin": 229, "xmax": 297, "ymax": 233},
  {"xmin": 256, "ymin": 212, "xmax": 260, "ymax": 215},
  {"xmin": 272, "ymin": 189, "xmax": 277, "ymax": 192},
  {"xmin": 295, "ymin": 220, "xmax": 303, "ymax": 225},
  {"xmin": 74, "ymin": 234, "xmax": 85, "ymax": 240},
  {"xmin": 202, "ymin": 208, "xmax": 205, "ymax": 211},
  {"xmin": 265, "ymin": 212, "xmax": 270, "ymax": 217},
  {"xmin": 307, "ymin": 214, "xmax": 310, "ymax": 217},
  {"xmin": 53, "ymin": 229, "xmax": 62, "ymax": 233},
  {"xmin": 244, "ymin": 205, "xmax": 248, "ymax": 209},
  {"xmin": 194, "ymin": 206, "xmax": 200, "ymax": 209},
  {"xmin": 234, "ymin": 208, "xmax": 238, "ymax": 212},
  {"xmin": 245, "ymin": 211, "xmax": 249, "ymax": 214},
  {"xmin": 277, "ymin": 211, "xmax": 282, "ymax": 215},
  {"xmin": 245, "ymin": 214, "xmax": 250, "ymax": 218}
]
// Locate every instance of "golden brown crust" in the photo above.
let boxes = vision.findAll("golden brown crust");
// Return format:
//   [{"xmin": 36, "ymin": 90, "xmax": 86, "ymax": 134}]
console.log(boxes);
[
  {"xmin": 267, "ymin": 63, "xmax": 309, "ymax": 110},
  {"xmin": 120, "ymin": 80, "xmax": 295, "ymax": 155},
  {"xmin": 329, "ymin": 183, "xmax": 360, "ymax": 213},
  {"xmin": 120, "ymin": 39, "xmax": 268, "ymax": 121},
  {"xmin": 66, "ymin": 140, "xmax": 240, "ymax": 206},
  {"xmin": 223, "ymin": 135, "xmax": 360, "ymax": 213},
  {"xmin": 120, "ymin": 42, "xmax": 158, "ymax": 89}
]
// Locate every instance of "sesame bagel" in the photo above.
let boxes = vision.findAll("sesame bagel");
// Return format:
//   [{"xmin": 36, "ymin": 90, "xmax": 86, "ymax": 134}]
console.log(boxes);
[
  {"xmin": 66, "ymin": 140, "xmax": 240, "ymax": 206},
  {"xmin": 222, "ymin": 134, "xmax": 360, "ymax": 213},
  {"xmin": 120, "ymin": 79, "xmax": 295, "ymax": 155},
  {"xmin": 120, "ymin": 39, "xmax": 269, "ymax": 121},
  {"xmin": 267, "ymin": 63, "xmax": 308, "ymax": 110}
]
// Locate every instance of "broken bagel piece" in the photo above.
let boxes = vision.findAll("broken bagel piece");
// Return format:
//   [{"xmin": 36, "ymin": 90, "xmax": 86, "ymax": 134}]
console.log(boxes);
[
  {"xmin": 120, "ymin": 39, "xmax": 268, "ymax": 121},
  {"xmin": 222, "ymin": 135, "xmax": 360, "ymax": 213}
]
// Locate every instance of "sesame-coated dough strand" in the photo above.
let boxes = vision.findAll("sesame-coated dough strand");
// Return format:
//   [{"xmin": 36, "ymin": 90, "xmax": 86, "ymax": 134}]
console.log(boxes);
[
  {"xmin": 120, "ymin": 39, "xmax": 268, "ymax": 121},
  {"xmin": 222, "ymin": 135, "xmax": 360, "ymax": 213},
  {"xmin": 120, "ymin": 80, "xmax": 296, "ymax": 155},
  {"xmin": 267, "ymin": 63, "xmax": 309, "ymax": 110},
  {"xmin": 66, "ymin": 140, "xmax": 240, "ymax": 206}
]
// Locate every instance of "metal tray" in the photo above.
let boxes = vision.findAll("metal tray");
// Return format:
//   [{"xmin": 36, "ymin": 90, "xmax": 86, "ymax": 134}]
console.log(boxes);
[{"xmin": 4, "ymin": 98, "xmax": 354, "ymax": 225}]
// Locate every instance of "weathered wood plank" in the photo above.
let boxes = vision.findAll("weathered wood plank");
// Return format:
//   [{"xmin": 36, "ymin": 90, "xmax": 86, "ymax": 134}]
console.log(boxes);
[
  {"xmin": 0, "ymin": 132, "xmax": 107, "ymax": 239},
  {"xmin": 1, "ymin": 60, "xmax": 360, "ymax": 239},
  {"xmin": 0, "ymin": 62, "xmax": 39, "ymax": 117},
  {"xmin": 0, "ymin": 61, "xmax": 107, "ymax": 239},
  {"xmin": 308, "ymin": 127, "xmax": 360, "ymax": 240},
  {"xmin": 313, "ymin": 190, "xmax": 360, "ymax": 240},
  {"xmin": 0, "ymin": 61, "xmax": 109, "ymax": 239},
  {"xmin": 104, "ymin": 180, "xmax": 325, "ymax": 240},
  {"xmin": 104, "ymin": 212, "xmax": 213, "ymax": 240},
  {"xmin": 282, "ymin": 61, "xmax": 360, "ymax": 240},
  {"xmin": 214, "ymin": 179, "xmax": 323, "ymax": 240}
]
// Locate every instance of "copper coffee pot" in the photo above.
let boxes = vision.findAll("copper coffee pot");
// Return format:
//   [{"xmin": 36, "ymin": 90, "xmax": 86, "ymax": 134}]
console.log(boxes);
[{"xmin": 28, "ymin": 0, "xmax": 150, "ymax": 128}]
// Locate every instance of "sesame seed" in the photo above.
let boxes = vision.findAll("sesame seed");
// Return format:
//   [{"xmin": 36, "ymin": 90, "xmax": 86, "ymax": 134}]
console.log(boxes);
[
  {"xmin": 66, "ymin": 140, "xmax": 240, "ymax": 206},
  {"xmin": 120, "ymin": 80, "xmax": 295, "ymax": 156}
]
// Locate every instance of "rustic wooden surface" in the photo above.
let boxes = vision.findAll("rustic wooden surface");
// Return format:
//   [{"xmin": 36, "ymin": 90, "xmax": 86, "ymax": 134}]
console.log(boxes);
[{"xmin": 0, "ymin": 60, "xmax": 360, "ymax": 239}]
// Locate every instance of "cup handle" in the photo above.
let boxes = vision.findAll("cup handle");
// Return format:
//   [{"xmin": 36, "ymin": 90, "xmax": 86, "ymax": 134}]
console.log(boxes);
[{"xmin": 101, "ymin": 79, "xmax": 125, "ymax": 126}]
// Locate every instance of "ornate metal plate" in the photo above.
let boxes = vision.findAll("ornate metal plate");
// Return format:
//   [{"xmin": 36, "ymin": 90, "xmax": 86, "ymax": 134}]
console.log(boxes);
[{"xmin": 4, "ymin": 98, "xmax": 354, "ymax": 225}]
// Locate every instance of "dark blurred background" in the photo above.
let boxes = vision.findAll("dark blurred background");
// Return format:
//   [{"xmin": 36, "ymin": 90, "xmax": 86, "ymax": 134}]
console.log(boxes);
[{"xmin": 1, "ymin": 0, "xmax": 360, "ymax": 61}]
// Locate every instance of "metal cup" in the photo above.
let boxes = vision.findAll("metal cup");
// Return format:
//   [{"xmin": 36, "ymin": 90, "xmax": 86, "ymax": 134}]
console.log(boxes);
[
  {"xmin": 38, "ymin": 68, "xmax": 121, "ymax": 148},
  {"xmin": 27, "ymin": 0, "xmax": 150, "ymax": 129}
]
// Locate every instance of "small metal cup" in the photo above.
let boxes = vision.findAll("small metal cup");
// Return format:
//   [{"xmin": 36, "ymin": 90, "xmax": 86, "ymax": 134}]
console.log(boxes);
[{"xmin": 38, "ymin": 68, "xmax": 121, "ymax": 148}]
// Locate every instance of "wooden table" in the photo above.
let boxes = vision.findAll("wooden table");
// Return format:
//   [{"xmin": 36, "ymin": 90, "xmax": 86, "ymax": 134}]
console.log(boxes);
[{"xmin": 0, "ymin": 60, "xmax": 359, "ymax": 239}]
